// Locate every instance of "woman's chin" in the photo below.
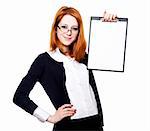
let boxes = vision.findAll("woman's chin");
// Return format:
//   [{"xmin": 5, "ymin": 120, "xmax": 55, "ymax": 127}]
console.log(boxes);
[{"xmin": 62, "ymin": 41, "xmax": 73, "ymax": 47}]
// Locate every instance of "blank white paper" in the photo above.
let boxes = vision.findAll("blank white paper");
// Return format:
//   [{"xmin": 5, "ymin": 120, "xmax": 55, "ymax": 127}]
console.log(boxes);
[{"xmin": 87, "ymin": 18, "xmax": 127, "ymax": 72}]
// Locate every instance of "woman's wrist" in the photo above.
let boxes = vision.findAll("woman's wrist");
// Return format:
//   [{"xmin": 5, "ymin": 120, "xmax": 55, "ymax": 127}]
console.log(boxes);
[{"xmin": 47, "ymin": 115, "xmax": 56, "ymax": 124}]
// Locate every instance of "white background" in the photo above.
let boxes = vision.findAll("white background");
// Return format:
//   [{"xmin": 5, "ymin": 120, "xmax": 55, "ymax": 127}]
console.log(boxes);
[{"xmin": 0, "ymin": 0, "xmax": 149, "ymax": 131}]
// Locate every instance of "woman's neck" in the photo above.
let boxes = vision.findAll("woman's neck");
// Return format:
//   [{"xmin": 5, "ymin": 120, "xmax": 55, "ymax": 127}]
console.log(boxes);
[{"xmin": 58, "ymin": 45, "xmax": 70, "ymax": 56}]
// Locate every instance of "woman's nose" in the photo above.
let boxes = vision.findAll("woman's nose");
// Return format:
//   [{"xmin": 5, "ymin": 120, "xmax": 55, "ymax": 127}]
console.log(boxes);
[{"xmin": 66, "ymin": 30, "xmax": 72, "ymax": 36}]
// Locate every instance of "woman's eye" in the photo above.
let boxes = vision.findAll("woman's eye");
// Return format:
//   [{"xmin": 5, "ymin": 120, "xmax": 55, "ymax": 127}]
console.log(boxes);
[
  {"xmin": 72, "ymin": 28, "xmax": 78, "ymax": 31},
  {"xmin": 61, "ymin": 25, "xmax": 68, "ymax": 29}
]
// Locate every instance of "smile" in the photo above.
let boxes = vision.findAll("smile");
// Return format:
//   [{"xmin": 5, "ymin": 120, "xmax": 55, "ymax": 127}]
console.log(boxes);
[{"xmin": 64, "ymin": 36, "xmax": 72, "ymax": 40}]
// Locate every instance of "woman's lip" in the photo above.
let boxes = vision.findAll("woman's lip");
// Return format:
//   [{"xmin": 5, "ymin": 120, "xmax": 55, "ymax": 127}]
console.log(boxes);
[
  {"xmin": 64, "ymin": 36, "xmax": 72, "ymax": 39},
  {"xmin": 64, "ymin": 37, "xmax": 72, "ymax": 40}
]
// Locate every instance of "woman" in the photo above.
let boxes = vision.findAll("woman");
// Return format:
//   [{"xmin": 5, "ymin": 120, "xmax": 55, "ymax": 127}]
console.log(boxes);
[{"xmin": 13, "ymin": 6, "xmax": 117, "ymax": 131}]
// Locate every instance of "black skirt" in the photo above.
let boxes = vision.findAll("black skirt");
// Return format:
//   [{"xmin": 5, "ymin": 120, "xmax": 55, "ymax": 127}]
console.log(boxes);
[{"xmin": 53, "ymin": 114, "xmax": 103, "ymax": 131}]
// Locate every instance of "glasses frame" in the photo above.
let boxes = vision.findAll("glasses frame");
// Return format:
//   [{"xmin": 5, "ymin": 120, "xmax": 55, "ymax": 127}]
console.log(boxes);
[{"xmin": 57, "ymin": 25, "xmax": 79, "ymax": 34}]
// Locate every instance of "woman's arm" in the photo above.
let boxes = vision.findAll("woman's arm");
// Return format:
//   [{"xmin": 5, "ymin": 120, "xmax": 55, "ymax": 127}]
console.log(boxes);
[{"xmin": 13, "ymin": 54, "xmax": 50, "ymax": 122}]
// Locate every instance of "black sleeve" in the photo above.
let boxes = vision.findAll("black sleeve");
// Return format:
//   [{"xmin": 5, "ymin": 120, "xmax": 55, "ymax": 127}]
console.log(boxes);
[{"xmin": 13, "ymin": 54, "xmax": 44, "ymax": 115}]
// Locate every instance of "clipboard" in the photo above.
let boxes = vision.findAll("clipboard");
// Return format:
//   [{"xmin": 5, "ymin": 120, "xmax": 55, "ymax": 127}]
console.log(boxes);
[{"xmin": 87, "ymin": 17, "xmax": 128, "ymax": 72}]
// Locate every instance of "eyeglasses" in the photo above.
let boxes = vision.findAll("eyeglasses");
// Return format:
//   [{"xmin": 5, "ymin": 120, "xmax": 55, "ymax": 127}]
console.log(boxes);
[{"xmin": 57, "ymin": 25, "xmax": 79, "ymax": 34}]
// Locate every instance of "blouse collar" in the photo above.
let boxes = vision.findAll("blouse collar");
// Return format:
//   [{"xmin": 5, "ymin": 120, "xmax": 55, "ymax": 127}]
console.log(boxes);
[{"xmin": 47, "ymin": 48, "xmax": 75, "ymax": 63}]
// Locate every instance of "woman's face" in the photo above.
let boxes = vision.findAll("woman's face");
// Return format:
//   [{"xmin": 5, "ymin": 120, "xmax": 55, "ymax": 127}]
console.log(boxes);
[{"xmin": 57, "ymin": 14, "xmax": 79, "ymax": 46}]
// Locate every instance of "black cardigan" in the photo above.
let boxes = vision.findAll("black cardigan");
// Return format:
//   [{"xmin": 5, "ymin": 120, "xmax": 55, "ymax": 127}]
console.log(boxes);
[{"xmin": 13, "ymin": 52, "xmax": 104, "ymax": 125}]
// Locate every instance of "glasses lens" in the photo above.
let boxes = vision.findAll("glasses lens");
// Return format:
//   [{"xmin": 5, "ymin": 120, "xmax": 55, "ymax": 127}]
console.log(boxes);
[
  {"xmin": 58, "ymin": 25, "xmax": 79, "ymax": 34},
  {"xmin": 60, "ymin": 25, "xmax": 68, "ymax": 33},
  {"xmin": 72, "ymin": 27, "xmax": 78, "ymax": 33}
]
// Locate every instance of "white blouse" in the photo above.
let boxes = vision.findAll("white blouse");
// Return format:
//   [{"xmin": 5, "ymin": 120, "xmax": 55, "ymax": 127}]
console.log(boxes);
[{"xmin": 33, "ymin": 48, "xmax": 98, "ymax": 122}]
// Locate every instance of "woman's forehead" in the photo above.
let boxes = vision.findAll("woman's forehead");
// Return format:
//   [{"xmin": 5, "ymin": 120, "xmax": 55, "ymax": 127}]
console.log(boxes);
[{"xmin": 59, "ymin": 14, "xmax": 78, "ymax": 26}]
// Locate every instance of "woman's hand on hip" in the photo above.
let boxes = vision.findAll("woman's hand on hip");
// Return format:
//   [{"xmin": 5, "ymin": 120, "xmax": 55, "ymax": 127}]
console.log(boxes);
[{"xmin": 47, "ymin": 104, "xmax": 76, "ymax": 124}]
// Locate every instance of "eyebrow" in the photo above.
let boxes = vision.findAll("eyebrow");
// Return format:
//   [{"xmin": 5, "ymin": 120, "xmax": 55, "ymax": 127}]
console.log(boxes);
[{"xmin": 59, "ymin": 23, "xmax": 78, "ymax": 27}]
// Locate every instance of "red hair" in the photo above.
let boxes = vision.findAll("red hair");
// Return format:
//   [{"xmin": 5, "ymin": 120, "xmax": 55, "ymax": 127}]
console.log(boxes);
[{"xmin": 49, "ymin": 6, "xmax": 86, "ymax": 62}]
